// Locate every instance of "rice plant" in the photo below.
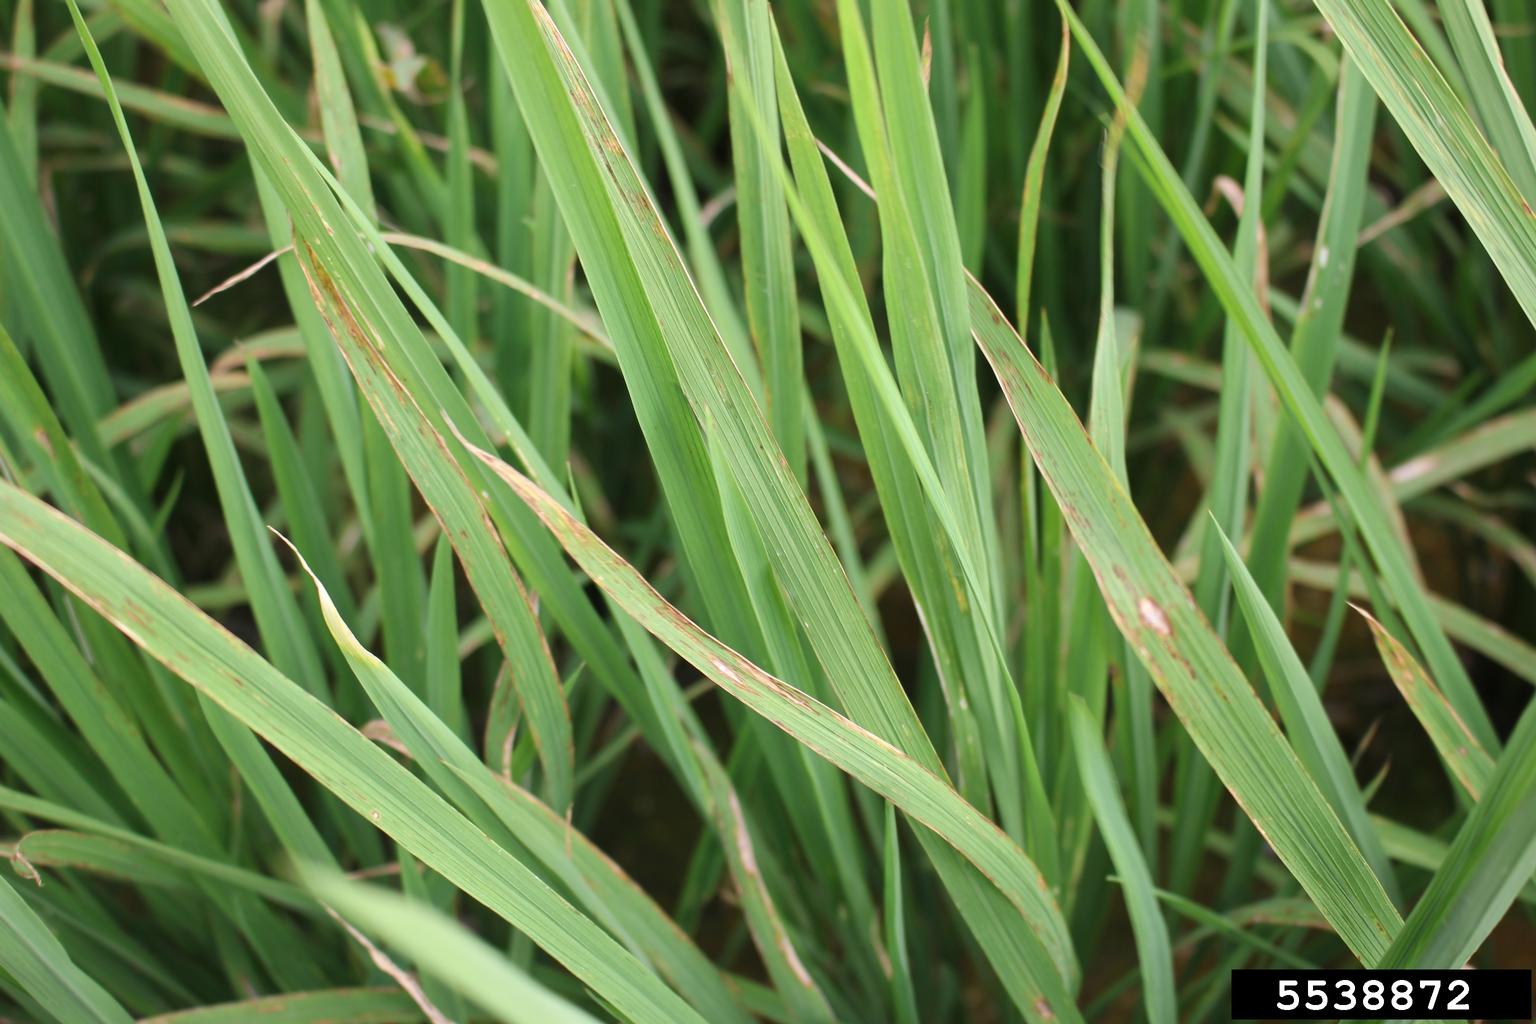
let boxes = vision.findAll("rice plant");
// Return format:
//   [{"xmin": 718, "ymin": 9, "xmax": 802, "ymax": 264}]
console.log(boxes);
[{"xmin": 0, "ymin": 0, "xmax": 1533, "ymax": 1020}]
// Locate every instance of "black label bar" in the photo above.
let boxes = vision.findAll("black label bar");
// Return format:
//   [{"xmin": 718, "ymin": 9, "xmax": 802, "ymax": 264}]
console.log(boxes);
[{"xmin": 1230, "ymin": 968, "xmax": 1531, "ymax": 1020}]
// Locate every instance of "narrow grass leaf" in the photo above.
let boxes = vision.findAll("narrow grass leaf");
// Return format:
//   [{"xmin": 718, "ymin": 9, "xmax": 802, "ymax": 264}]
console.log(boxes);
[
  {"xmin": 458, "ymin": 434, "xmax": 1080, "ymax": 1007},
  {"xmin": 714, "ymin": 0, "xmax": 803, "ymax": 479},
  {"xmin": 0, "ymin": 481, "xmax": 707, "ymax": 1024},
  {"xmin": 1361, "ymin": 608, "xmax": 1495, "ymax": 800},
  {"xmin": 136, "ymin": 989, "xmax": 426, "ymax": 1024},
  {"xmin": 1218, "ymin": 525, "xmax": 1399, "ymax": 901},
  {"xmin": 1016, "ymin": 21, "xmax": 1068, "ymax": 330},
  {"xmin": 1376, "ymin": 700, "xmax": 1536, "ymax": 968},
  {"xmin": 0, "ymin": 872, "xmax": 132, "ymax": 1024},
  {"xmin": 1068, "ymin": 697, "xmax": 1175, "ymax": 1024},
  {"xmin": 162, "ymin": 0, "xmax": 576, "ymax": 812},
  {"xmin": 969, "ymin": 274, "xmax": 1402, "ymax": 962},
  {"xmin": 697, "ymin": 754, "xmax": 836, "ymax": 1022},
  {"xmin": 477, "ymin": 8, "xmax": 1077, "ymax": 1018},
  {"xmin": 1060, "ymin": 1, "xmax": 1497, "ymax": 751},
  {"xmin": 282, "ymin": 527, "xmax": 754, "ymax": 1024},
  {"xmin": 300, "ymin": 868, "xmax": 602, "ymax": 1024},
  {"xmin": 64, "ymin": 0, "xmax": 341, "ymax": 876}
]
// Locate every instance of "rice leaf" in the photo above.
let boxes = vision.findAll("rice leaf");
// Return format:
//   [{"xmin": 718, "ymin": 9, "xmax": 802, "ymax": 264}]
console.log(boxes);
[
  {"xmin": 1361, "ymin": 609, "xmax": 1494, "ymax": 800},
  {"xmin": 456, "ymin": 431, "xmax": 1081, "ymax": 1015},
  {"xmin": 0, "ymin": 480, "xmax": 708, "ymax": 1024},
  {"xmin": 0, "ymin": 871, "xmax": 132, "ymax": 1024},
  {"xmin": 1068, "ymin": 697, "xmax": 1175, "ymax": 1024},
  {"xmin": 300, "ymin": 868, "xmax": 602, "ymax": 1024},
  {"xmin": 1060, "ymin": 0, "xmax": 1497, "ymax": 750},
  {"xmin": 968, "ymin": 273, "xmax": 1402, "ymax": 962}
]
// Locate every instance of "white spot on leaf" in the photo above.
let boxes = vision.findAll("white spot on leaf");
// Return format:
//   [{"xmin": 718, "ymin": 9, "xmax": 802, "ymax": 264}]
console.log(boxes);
[
  {"xmin": 1138, "ymin": 597, "xmax": 1171, "ymax": 637},
  {"xmin": 1392, "ymin": 455, "xmax": 1435, "ymax": 484},
  {"xmin": 710, "ymin": 655, "xmax": 744, "ymax": 688},
  {"xmin": 728, "ymin": 790, "xmax": 758, "ymax": 876}
]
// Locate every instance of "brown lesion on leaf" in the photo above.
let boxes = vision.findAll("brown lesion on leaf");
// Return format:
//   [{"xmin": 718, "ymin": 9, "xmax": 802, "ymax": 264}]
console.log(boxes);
[
  {"xmin": 121, "ymin": 598, "xmax": 152, "ymax": 629},
  {"xmin": 4, "ymin": 841, "xmax": 41, "ymax": 886}
]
